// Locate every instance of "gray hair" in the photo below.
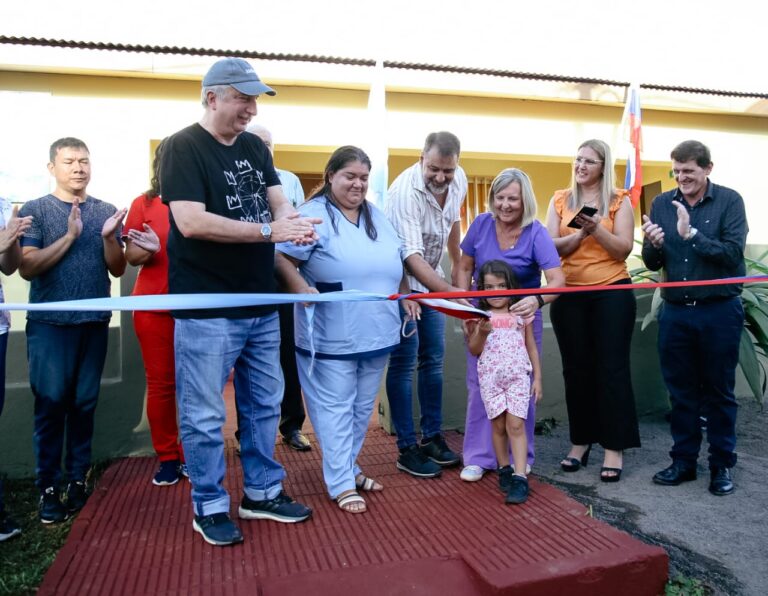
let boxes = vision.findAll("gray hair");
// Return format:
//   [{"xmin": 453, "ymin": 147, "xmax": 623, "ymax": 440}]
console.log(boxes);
[
  {"xmin": 423, "ymin": 131, "xmax": 461, "ymax": 158},
  {"xmin": 488, "ymin": 168, "xmax": 537, "ymax": 228},
  {"xmin": 200, "ymin": 84, "xmax": 231, "ymax": 108}
]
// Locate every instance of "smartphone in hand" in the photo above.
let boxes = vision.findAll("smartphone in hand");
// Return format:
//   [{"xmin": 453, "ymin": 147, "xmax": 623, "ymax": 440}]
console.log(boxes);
[{"xmin": 567, "ymin": 205, "xmax": 598, "ymax": 229}]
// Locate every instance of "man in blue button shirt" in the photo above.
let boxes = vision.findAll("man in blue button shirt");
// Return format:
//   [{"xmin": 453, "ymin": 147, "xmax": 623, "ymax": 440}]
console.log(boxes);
[{"xmin": 641, "ymin": 140, "xmax": 747, "ymax": 497}]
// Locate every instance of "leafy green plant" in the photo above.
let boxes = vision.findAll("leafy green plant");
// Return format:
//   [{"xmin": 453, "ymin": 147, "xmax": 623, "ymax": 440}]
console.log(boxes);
[
  {"xmin": 630, "ymin": 244, "xmax": 768, "ymax": 407},
  {"xmin": 665, "ymin": 575, "xmax": 709, "ymax": 596}
]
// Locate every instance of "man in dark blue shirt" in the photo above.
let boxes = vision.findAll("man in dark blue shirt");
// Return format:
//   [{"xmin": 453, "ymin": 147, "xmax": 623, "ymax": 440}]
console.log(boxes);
[{"xmin": 641, "ymin": 140, "xmax": 747, "ymax": 497}]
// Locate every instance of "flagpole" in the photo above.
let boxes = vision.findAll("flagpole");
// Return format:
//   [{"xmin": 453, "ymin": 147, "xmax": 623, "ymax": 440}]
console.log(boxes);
[{"xmin": 623, "ymin": 82, "xmax": 643, "ymax": 209}]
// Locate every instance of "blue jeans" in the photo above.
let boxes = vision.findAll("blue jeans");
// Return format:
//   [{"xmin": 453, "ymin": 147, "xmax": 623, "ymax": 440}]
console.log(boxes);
[
  {"xmin": 658, "ymin": 297, "xmax": 743, "ymax": 469},
  {"xmin": 385, "ymin": 301, "xmax": 446, "ymax": 449},
  {"xmin": 175, "ymin": 315, "xmax": 285, "ymax": 517},
  {"xmin": 26, "ymin": 320, "xmax": 109, "ymax": 490}
]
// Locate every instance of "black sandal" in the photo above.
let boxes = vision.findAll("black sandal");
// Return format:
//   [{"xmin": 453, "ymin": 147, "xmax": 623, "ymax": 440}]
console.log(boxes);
[
  {"xmin": 560, "ymin": 445, "xmax": 592, "ymax": 472},
  {"xmin": 600, "ymin": 467, "xmax": 623, "ymax": 482}
]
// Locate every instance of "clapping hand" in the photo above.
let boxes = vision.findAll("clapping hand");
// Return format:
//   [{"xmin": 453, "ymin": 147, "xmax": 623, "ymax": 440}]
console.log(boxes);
[
  {"xmin": 67, "ymin": 198, "xmax": 83, "ymax": 240},
  {"xmin": 641, "ymin": 215, "xmax": 665, "ymax": 248},
  {"xmin": 271, "ymin": 212, "xmax": 322, "ymax": 245},
  {"xmin": 126, "ymin": 223, "xmax": 160, "ymax": 254},
  {"xmin": 102, "ymin": 206, "xmax": 128, "ymax": 239},
  {"xmin": 670, "ymin": 201, "xmax": 692, "ymax": 239},
  {"xmin": 0, "ymin": 205, "xmax": 33, "ymax": 253}
]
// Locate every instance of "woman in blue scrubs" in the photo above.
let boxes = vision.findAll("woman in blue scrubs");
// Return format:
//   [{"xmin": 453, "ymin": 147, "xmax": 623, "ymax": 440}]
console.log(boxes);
[{"xmin": 276, "ymin": 146, "xmax": 419, "ymax": 514}]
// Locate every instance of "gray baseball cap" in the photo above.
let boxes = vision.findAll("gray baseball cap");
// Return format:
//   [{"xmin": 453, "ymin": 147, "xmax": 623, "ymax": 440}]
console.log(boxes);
[{"xmin": 202, "ymin": 58, "xmax": 276, "ymax": 96}]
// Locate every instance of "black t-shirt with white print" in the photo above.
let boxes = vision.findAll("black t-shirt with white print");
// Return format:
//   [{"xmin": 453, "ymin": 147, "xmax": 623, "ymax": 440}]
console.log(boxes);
[{"xmin": 161, "ymin": 123, "xmax": 281, "ymax": 319}]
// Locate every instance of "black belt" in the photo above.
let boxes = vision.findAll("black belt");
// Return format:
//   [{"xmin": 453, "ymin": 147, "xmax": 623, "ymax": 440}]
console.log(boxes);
[{"xmin": 666, "ymin": 296, "xmax": 734, "ymax": 307}]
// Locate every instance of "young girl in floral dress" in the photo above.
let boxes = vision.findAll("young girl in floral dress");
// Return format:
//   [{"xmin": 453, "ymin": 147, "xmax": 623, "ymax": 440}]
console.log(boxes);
[{"xmin": 465, "ymin": 260, "xmax": 542, "ymax": 504}]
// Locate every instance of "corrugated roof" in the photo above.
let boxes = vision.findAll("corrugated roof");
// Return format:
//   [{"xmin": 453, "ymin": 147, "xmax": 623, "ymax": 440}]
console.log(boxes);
[{"xmin": 2, "ymin": 35, "xmax": 767, "ymax": 100}]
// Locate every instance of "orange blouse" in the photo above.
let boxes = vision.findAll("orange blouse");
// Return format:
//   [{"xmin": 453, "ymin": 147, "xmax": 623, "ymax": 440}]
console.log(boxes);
[{"xmin": 553, "ymin": 188, "xmax": 631, "ymax": 286}]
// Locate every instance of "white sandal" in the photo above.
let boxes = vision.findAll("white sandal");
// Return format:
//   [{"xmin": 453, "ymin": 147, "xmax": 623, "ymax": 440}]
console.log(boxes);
[
  {"xmin": 355, "ymin": 474, "xmax": 384, "ymax": 492},
  {"xmin": 336, "ymin": 491, "xmax": 367, "ymax": 514}
]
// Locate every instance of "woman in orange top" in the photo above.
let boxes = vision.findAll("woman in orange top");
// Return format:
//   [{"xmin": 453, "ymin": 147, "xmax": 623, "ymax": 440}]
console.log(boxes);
[{"xmin": 545, "ymin": 139, "xmax": 640, "ymax": 482}]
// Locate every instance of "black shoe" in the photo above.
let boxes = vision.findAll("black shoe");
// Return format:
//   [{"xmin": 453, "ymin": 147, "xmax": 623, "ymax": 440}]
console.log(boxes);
[
  {"xmin": 152, "ymin": 460, "xmax": 181, "ymax": 486},
  {"xmin": 709, "ymin": 467, "xmax": 734, "ymax": 496},
  {"xmin": 0, "ymin": 511, "xmax": 22, "ymax": 542},
  {"xmin": 283, "ymin": 430, "xmax": 312, "ymax": 452},
  {"xmin": 560, "ymin": 445, "xmax": 591, "ymax": 472},
  {"xmin": 39, "ymin": 487, "xmax": 68, "ymax": 524},
  {"xmin": 505, "ymin": 475, "xmax": 529, "ymax": 505},
  {"xmin": 65, "ymin": 481, "xmax": 89, "ymax": 514},
  {"xmin": 420, "ymin": 435, "xmax": 460, "ymax": 467},
  {"xmin": 192, "ymin": 512, "xmax": 244, "ymax": 546},
  {"xmin": 497, "ymin": 465, "xmax": 514, "ymax": 494},
  {"xmin": 600, "ymin": 467, "xmax": 623, "ymax": 483},
  {"xmin": 238, "ymin": 491, "xmax": 312, "ymax": 523},
  {"xmin": 652, "ymin": 463, "xmax": 697, "ymax": 486},
  {"xmin": 397, "ymin": 444, "xmax": 442, "ymax": 478}
]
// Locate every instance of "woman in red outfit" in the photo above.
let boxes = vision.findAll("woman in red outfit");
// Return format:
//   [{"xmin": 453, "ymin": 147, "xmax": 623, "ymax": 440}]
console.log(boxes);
[{"xmin": 124, "ymin": 141, "xmax": 185, "ymax": 486}]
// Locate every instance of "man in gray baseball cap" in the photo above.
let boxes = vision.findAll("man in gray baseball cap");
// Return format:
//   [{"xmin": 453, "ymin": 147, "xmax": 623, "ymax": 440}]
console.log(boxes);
[
  {"xmin": 202, "ymin": 57, "xmax": 276, "ymax": 97},
  {"xmin": 160, "ymin": 57, "xmax": 321, "ymax": 546}
]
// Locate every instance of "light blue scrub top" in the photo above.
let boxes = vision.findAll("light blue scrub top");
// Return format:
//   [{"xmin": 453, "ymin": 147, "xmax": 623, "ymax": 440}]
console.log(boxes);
[{"xmin": 277, "ymin": 196, "xmax": 403, "ymax": 359}]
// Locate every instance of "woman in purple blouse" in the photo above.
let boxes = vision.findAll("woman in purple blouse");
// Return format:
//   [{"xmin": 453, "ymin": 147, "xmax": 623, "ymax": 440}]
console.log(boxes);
[{"xmin": 455, "ymin": 168, "xmax": 564, "ymax": 481}]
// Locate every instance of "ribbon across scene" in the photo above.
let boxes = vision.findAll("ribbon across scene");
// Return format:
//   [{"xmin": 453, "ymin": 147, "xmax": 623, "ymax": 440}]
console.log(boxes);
[{"xmin": 3, "ymin": 276, "xmax": 766, "ymax": 316}]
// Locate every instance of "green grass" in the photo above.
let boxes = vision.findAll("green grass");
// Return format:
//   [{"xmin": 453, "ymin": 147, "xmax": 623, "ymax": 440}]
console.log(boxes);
[
  {"xmin": 0, "ymin": 463, "xmax": 109, "ymax": 595},
  {"xmin": 0, "ymin": 477, "xmax": 74, "ymax": 595},
  {"xmin": 666, "ymin": 575, "xmax": 711, "ymax": 596}
]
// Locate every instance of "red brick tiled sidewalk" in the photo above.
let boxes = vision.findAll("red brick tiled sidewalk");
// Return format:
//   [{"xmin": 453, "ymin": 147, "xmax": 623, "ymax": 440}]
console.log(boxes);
[{"xmin": 39, "ymin": 383, "xmax": 667, "ymax": 595}]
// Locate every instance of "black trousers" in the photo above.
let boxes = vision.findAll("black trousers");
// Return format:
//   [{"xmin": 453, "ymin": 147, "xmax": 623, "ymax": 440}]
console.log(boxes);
[
  {"xmin": 550, "ymin": 280, "xmax": 641, "ymax": 451},
  {"xmin": 278, "ymin": 303, "xmax": 306, "ymax": 437},
  {"xmin": 657, "ymin": 298, "xmax": 742, "ymax": 469}
]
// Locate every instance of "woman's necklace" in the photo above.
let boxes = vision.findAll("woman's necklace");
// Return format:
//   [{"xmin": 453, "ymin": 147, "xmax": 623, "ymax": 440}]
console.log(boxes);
[{"xmin": 497, "ymin": 222, "xmax": 522, "ymax": 250}]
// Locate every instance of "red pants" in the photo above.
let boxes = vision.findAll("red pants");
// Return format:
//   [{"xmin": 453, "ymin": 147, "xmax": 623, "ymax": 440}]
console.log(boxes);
[{"xmin": 133, "ymin": 311, "xmax": 183, "ymax": 462}]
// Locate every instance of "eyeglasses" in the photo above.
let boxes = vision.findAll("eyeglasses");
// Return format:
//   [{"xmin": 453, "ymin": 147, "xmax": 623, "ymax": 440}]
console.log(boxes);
[{"xmin": 574, "ymin": 157, "xmax": 604, "ymax": 166}]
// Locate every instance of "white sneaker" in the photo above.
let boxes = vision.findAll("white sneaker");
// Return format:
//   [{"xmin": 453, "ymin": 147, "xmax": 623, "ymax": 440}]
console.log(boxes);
[{"xmin": 460, "ymin": 465, "xmax": 485, "ymax": 482}]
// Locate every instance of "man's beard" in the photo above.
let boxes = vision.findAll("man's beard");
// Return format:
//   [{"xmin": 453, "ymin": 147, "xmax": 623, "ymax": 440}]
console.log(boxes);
[{"xmin": 426, "ymin": 181, "xmax": 449, "ymax": 195}]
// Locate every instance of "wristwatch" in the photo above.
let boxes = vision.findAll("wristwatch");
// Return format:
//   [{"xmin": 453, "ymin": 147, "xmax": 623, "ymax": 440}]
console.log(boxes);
[
  {"xmin": 535, "ymin": 294, "xmax": 545, "ymax": 309},
  {"xmin": 685, "ymin": 225, "xmax": 698, "ymax": 241},
  {"xmin": 261, "ymin": 223, "xmax": 272, "ymax": 241}
]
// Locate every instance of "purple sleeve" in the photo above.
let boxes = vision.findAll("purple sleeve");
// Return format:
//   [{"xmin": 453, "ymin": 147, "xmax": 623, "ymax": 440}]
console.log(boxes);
[
  {"xmin": 531, "ymin": 221, "xmax": 561, "ymax": 270},
  {"xmin": 460, "ymin": 219, "xmax": 478, "ymax": 257}
]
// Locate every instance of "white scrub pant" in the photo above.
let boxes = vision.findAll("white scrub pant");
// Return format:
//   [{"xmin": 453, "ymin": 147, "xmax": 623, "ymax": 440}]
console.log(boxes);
[{"xmin": 296, "ymin": 352, "xmax": 389, "ymax": 498}]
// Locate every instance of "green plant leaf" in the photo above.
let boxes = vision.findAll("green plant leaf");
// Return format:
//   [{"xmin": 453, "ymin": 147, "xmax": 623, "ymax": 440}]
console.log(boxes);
[
  {"xmin": 738, "ymin": 328, "xmax": 766, "ymax": 405},
  {"xmin": 742, "ymin": 288, "xmax": 759, "ymax": 307},
  {"xmin": 744, "ymin": 304, "xmax": 768, "ymax": 346}
]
